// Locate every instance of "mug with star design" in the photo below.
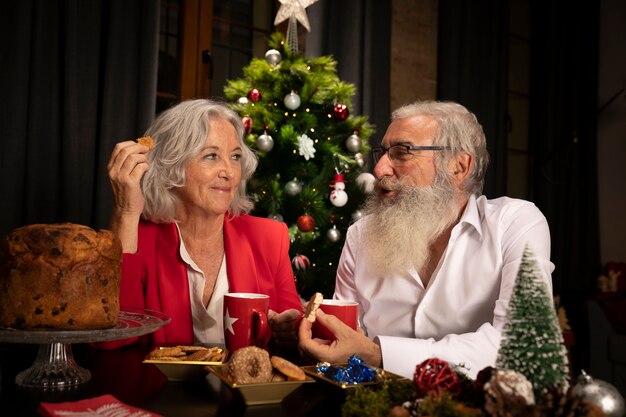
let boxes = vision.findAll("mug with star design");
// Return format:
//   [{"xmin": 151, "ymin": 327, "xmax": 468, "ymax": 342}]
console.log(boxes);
[{"xmin": 223, "ymin": 293, "xmax": 271, "ymax": 354}]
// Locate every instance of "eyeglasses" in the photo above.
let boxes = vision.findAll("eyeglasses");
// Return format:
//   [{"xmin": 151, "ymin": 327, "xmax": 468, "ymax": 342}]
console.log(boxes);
[{"xmin": 371, "ymin": 144, "xmax": 451, "ymax": 165}]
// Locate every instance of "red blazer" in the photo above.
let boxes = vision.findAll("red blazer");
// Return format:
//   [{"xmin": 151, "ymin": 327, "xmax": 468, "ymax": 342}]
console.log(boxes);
[{"xmin": 101, "ymin": 215, "xmax": 302, "ymax": 348}]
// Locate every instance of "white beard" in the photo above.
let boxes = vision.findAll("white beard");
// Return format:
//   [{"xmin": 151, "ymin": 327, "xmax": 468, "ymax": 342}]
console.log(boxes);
[{"xmin": 360, "ymin": 173, "xmax": 460, "ymax": 277}]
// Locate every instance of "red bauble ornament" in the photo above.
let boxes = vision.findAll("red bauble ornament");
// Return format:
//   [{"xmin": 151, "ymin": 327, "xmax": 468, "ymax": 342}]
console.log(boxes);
[
  {"xmin": 242, "ymin": 116, "xmax": 253, "ymax": 133},
  {"xmin": 333, "ymin": 103, "xmax": 349, "ymax": 121},
  {"xmin": 292, "ymin": 254, "xmax": 310, "ymax": 271},
  {"xmin": 297, "ymin": 214, "xmax": 315, "ymax": 232},
  {"xmin": 413, "ymin": 358, "xmax": 460, "ymax": 398},
  {"xmin": 247, "ymin": 88, "xmax": 262, "ymax": 103}
]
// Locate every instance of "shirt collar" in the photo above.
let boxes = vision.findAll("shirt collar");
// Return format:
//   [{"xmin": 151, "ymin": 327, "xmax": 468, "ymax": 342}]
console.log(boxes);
[{"xmin": 455, "ymin": 194, "xmax": 483, "ymax": 239}]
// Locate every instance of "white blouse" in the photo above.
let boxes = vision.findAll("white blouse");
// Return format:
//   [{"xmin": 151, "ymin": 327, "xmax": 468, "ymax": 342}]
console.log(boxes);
[{"xmin": 176, "ymin": 225, "xmax": 229, "ymax": 345}]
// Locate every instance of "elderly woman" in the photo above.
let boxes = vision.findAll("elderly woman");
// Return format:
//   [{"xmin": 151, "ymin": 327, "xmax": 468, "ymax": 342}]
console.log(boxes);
[{"xmin": 105, "ymin": 99, "xmax": 302, "ymax": 348}]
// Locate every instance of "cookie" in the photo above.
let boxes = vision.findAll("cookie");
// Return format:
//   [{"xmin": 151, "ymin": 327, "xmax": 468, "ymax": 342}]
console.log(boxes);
[
  {"xmin": 304, "ymin": 292, "xmax": 323, "ymax": 322},
  {"xmin": 136, "ymin": 136, "xmax": 154, "ymax": 149},
  {"xmin": 271, "ymin": 355, "xmax": 306, "ymax": 381}
]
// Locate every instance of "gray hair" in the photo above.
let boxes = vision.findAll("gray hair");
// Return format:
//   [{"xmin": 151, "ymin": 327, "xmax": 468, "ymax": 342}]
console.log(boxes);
[
  {"xmin": 141, "ymin": 99, "xmax": 258, "ymax": 223},
  {"xmin": 392, "ymin": 101, "xmax": 490, "ymax": 196}
]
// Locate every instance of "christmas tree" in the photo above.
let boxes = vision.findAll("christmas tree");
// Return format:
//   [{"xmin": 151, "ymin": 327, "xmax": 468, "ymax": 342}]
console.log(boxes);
[
  {"xmin": 223, "ymin": 24, "xmax": 374, "ymax": 298},
  {"xmin": 495, "ymin": 244, "xmax": 570, "ymax": 394}
]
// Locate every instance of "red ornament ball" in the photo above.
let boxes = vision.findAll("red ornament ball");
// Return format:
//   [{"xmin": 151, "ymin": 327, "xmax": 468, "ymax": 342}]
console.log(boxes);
[
  {"xmin": 242, "ymin": 116, "xmax": 253, "ymax": 133},
  {"xmin": 292, "ymin": 254, "xmax": 310, "ymax": 271},
  {"xmin": 333, "ymin": 103, "xmax": 349, "ymax": 121},
  {"xmin": 413, "ymin": 358, "xmax": 460, "ymax": 398},
  {"xmin": 247, "ymin": 88, "xmax": 262, "ymax": 103},
  {"xmin": 296, "ymin": 214, "xmax": 315, "ymax": 232}
]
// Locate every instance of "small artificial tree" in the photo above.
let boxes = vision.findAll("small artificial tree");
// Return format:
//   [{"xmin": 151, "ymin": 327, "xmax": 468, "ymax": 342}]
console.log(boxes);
[
  {"xmin": 223, "ymin": 32, "xmax": 374, "ymax": 298},
  {"xmin": 495, "ymin": 244, "xmax": 570, "ymax": 394}
]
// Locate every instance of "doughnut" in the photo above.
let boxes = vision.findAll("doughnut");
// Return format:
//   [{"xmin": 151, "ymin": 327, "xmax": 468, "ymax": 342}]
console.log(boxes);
[
  {"xmin": 271, "ymin": 356, "xmax": 306, "ymax": 381},
  {"xmin": 304, "ymin": 292, "xmax": 323, "ymax": 322},
  {"xmin": 136, "ymin": 136, "xmax": 154, "ymax": 149},
  {"xmin": 226, "ymin": 346, "xmax": 273, "ymax": 384}
]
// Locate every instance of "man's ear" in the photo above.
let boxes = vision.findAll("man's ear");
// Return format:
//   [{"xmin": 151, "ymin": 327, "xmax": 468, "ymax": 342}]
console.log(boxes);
[{"xmin": 449, "ymin": 152, "xmax": 473, "ymax": 181}]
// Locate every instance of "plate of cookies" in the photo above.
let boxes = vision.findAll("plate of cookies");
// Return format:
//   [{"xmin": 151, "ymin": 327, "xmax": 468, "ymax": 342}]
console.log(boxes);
[
  {"xmin": 143, "ymin": 345, "xmax": 225, "ymax": 381},
  {"xmin": 206, "ymin": 346, "xmax": 314, "ymax": 405}
]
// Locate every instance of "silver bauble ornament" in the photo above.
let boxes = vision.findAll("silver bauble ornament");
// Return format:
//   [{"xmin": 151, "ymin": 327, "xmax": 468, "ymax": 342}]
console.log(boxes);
[
  {"xmin": 285, "ymin": 178, "xmax": 302, "ymax": 196},
  {"xmin": 256, "ymin": 133, "xmax": 274, "ymax": 152},
  {"xmin": 265, "ymin": 49, "xmax": 282, "ymax": 66},
  {"xmin": 267, "ymin": 213, "xmax": 284, "ymax": 222},
  {"xmin": 345, "ymin": 133, "xmax": 362, "ymax": 153},
  {"xmin": 352, "ymin": 210, "xmax": 364, "ymax": 222},
  {"xmin": 284, "ymin": 91, "xmax": 301, "ymax": 110},
  {"xmin": 573, "ymin": 371, "xmax": 625, "ymax": 417},
  {"xmin": 355, "ymin": 152, "xmax": 365, "ymax": 167},
  {"xmin": 326, "ymin": 225, "xmax": 341, "ymax": 243}
]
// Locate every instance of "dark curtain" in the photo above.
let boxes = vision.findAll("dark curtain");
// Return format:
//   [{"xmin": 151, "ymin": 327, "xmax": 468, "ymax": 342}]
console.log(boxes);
[
  {"xmin": 437, "ymin": 0, "xmax": 508, "ymax": 198},
  {"xmin": 0, "ymin": 0, "xmax": 159, "ymax": 238},
  {"xmin": 305, "ymin": 0, "xmax": 391, "ymax": 150},
  {"xmin": 438, "ymin": 0, "xmax": 601, "ymax": 373},
  {"xmin": 529, "ymin": 2, "xmax": 600, "ymax": 371}
]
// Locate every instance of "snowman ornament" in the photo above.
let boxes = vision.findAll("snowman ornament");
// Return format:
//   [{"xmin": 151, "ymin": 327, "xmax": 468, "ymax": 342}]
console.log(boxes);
[{"xmin": 330, "ymin": 173, "xmax": 348, "ymax": 207}]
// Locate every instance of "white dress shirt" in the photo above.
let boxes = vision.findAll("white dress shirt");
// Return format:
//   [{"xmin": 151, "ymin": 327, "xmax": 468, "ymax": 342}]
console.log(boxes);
[
  {"xmin": 334, "ymin": 194, "xmax": 555, "ymax": 379},
  {"xmin": 177, "ymin": 224, "xmax": 229, "ymax": 345}
]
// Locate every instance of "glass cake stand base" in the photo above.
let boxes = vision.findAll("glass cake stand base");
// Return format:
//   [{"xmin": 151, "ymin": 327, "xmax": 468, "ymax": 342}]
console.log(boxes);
[
  {"xmin": 0, "ymin": 308, "xmax": 170, "ymax": 390},
  {"xmin": 16, "ymin": 343, "xmax": 90, "ymax": 389}
]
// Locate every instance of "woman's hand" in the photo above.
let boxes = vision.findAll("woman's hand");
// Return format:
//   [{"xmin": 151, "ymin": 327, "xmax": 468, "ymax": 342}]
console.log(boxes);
[
  {"xmin": 107, "ymin": 141, "xmax": 151, "ymax": 252},
  {"xmin": 298, "ymin": 309, "xmax": 382, "ymax": 366},
  {"xmin": 268, "ymin": 308, "xmax": 302, "ymax": 350}
]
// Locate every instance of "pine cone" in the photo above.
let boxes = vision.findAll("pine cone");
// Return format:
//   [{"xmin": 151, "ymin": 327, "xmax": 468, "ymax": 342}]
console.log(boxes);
[{"xmin": 484, "ymin": 370, "xmax": 537, "ymax": 417}]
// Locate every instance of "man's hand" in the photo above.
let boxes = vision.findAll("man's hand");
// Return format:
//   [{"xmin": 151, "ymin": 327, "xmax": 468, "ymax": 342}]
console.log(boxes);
[
  {"xmin": 268, "ymin": 308, "xmax": 302, "ymax": 349},
  {"xmin": 298, "ymin": 309, "xmax": 382, "ymax": 367}
]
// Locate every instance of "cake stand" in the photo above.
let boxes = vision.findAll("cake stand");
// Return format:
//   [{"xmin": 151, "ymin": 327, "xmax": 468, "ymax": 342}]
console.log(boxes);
[{"xmin": 0, "ymin": 307, "xmax": 170, "ymax": 389}]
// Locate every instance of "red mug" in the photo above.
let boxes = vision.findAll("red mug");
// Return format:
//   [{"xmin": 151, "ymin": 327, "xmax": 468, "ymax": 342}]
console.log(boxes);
[
  {"xmin": 223, "ymin": 293, "xmax": 271, "ymax": 353},
  {"xmin": 312, "ymin": 299, "xmax": 359, "ymax": 341}
]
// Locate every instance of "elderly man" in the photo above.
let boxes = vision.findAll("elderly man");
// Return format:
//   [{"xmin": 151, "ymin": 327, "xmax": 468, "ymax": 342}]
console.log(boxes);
[{"xmin": 298, "ymin": 100, "xmax": 554, "ymax": 379}]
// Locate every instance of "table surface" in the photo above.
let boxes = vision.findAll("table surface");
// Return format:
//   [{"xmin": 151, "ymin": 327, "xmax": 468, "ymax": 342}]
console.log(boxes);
[{"xmin": 0, "ymin": 343, "xmax": 346, "ymax": 417}]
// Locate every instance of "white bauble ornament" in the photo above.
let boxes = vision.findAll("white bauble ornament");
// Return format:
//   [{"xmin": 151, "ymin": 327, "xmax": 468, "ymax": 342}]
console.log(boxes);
[
  {"xmin": 237, "ymin": 96, "xmax": 248, "ymax": 104},
  {"xmin": 265, "ymin": 49, "xmax": 282, "ymax": 66},
  {"xmin": 285, "ymin": 178, "xmax": 302, "ymax": 196},
  {"xmin": 284, "ymin": 91, "xmax": 301, "ymax": 110},
  {"xmin": 329, "ymin": 173, "xmax": 348, "ymax": 207},
  {"xmin": 356, "ymin": 172, "xmax": 376, "ymax": 194},
  {"xmin": 354, "ymin": 152, "xmax": 365, "ymax": 167},
  {"xmin": 345, "ymin": 133, "xmax": 362, "ymax": 153},
  {"xmin": 256, "ymin": 133, "xmax": 274, "ymax": 152},
  {"xmin": 352, "ymin": 210, "xmax": 364, "ymax": 222},
  {"xmin": 573, "ymin": 371, "xmax": 625, "ymax": 417},
  {"xmin": 326, "ymin": 225, "xmax": 341, "ymax": 243}
]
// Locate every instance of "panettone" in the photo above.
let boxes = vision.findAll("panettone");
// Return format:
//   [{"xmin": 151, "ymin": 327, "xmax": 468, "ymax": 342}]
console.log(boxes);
[{"xmin": 0, "ymin": 223, "xmax": 122, "ymax": 329}]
